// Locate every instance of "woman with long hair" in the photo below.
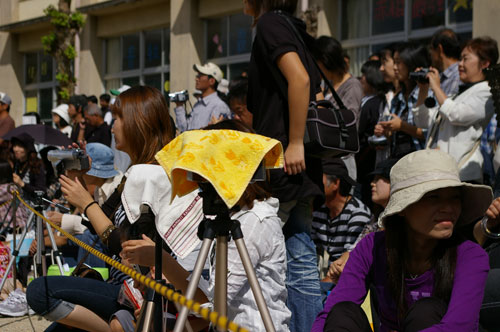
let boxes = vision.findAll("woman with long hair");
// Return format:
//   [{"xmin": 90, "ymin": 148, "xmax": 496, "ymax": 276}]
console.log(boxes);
[
  {"xmin": 312, "ymin": 149, "xmax": 492, "ymax": 332},
  {"xmin": 243, "ymin": 0, "xmax": 324, "ymax": 330},
  {"xmin": 27, "ymin": 86, "xmax": 174, "ymax": 332},
  {"xmin": 413, "ymin": 36, "xmax": 498, "ymax": 183}
]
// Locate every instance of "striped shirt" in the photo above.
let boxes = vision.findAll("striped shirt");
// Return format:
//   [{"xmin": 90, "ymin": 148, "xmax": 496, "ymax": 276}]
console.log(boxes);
[{"xmin": 312, "ymin": 197, "xmax": 371, "ymax": 261}]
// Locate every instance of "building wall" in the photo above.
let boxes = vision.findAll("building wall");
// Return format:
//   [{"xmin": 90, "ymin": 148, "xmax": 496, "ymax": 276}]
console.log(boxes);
[
  {"xmin": 473, "ymin": 0, "xmax": 500, "ymax": 44},
  {"xmin": 0, "ymin": 32, "xmax": 24, "ymax": 125}
]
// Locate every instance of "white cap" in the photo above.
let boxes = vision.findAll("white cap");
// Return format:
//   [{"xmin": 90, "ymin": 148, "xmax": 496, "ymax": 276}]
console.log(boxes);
[
  {"xmin": 110, "ymin": 85, "xmax": 131, "ymax": 96},
  {"xmin": 193, "ymin": 62, "xmax": 223, "ymax": 83},
  {"xmin": 0, "ymin": 92, "xmax": 12, "ymax": 105},
  {"xmin": 51, "ymin": 104, "xmax": 70, "ymax": 124},
  {"xmin": 217, "ymin": 78, "xmax": 229, "ymax": 94}
]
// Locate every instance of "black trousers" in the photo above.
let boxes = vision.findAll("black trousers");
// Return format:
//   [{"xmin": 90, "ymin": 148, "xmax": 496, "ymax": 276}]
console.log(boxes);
[{"xmin": 324, "ymin": 297, "xmax": 447, "ymax": 332}]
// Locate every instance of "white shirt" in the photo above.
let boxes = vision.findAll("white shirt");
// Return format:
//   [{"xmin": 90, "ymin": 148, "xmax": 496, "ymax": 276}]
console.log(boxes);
[
  {"xmin": 205, "ymin": 197, "xmax": 291, "ymax": 332},
  {"xmin": 412, "ymin": 81, "xmax": 494, "ymax": 181}
]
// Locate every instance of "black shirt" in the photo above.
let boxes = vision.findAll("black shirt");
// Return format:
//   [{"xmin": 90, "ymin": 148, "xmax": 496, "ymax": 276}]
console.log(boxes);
[
  {"xmin": 86, "ymin": 122, "xmax": 112, "ymax": 147},
  {"xmin": 247, "ymin": 11, "xmax": 323, "ymax": 202}
]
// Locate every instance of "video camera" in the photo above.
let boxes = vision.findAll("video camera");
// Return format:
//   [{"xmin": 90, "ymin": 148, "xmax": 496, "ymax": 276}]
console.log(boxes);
[
  {"xmin": 168, "ymin": 90, "xmax": 189, "ymax": 103},
  {"xmin": 47, "ymin": 149, "xmax": 90, "ymax": 172},
  {"xmin": 409, "ymin": 68, "xmax": 429, "ymax": 84}
]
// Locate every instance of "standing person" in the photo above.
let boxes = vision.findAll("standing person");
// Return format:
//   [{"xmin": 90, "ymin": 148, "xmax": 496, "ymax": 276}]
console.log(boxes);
[
  {"xmin": 68, "ymin": 94, "xmax": 93, "ymax": 144},
  {"xmin": 244, "ymin": 0, "xmax": 324, "ymax": 330},
  {"xmin": 0, "ymin": 92, "xmax": 15, "ymax": 145},
  {"xmin": 174, "ymin": 62, "xmax": 231, "ymax": 132},
  {"xmin": 312, "ymin": 149, "xmax": 493, "ymax": 332},
  {"xmin": 100, "ymin": 93, "xmax": 113, "ymax": 126},
  {"xmin": 80, "ymin": 104, "xmax": 112, "ymax": 147},
  {"xmin": 378, "ymin": 43, "xmax": 428, "ymax": 159},
  {"xmin": 51, "ymin": 104, "xmax": 72, "ymax": 138},
  {"xmin": 413, "ymin": 37, "xmax": 498, "ymax": 183},
  {"xmin": 429, "ymin": 28, "xmax": 462, "ymax": 97}
]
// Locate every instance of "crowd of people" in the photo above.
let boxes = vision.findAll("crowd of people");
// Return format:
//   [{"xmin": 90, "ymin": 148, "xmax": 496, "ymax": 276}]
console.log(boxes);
[{"xmin": 0, "ymin": 0, "xmax": 498, "ymax": 331}]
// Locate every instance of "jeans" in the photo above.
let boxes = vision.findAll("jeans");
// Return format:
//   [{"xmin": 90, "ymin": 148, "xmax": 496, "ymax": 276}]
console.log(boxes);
[
  {"xmin": 280, "ymin": 198, "xmax": 323, "ymax": 332},
  {"xmin": 26, "ymin": 276, "xmax": 126, "ymax": 325}
]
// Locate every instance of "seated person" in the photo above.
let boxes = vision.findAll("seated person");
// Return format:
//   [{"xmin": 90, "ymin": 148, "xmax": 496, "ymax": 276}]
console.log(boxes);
[
  {"xmin": 312, "ymin": 158, "xmax": 371, "ymax": 280},
  {"xmin": 312, "ymin": 149, "xmax": 493, "ymax": 332},
  {"xmin": 227, "ymin": 77, "xmax": 253, "ymax": 128}
]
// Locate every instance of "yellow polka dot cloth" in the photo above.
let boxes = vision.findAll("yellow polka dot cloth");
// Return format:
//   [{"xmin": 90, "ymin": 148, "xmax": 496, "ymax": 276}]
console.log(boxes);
[{"xmin": 155, "ymin": 130, "xmax": 284, "ymax": 209}]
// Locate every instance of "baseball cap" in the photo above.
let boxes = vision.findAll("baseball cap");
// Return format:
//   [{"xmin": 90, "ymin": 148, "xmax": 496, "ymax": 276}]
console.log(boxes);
[
  {"xmin": 368, "ymin": 159, "xmax": 398, "ymax": 180},
  {"xmin": 110, "ymin": 85, "xmax": 131, "ymax": 96},
  {"xmin": 322, "ymin": 157, "xmax": 357, "ymax": 186},
  {"xmin": 0, "ymin": 92, "xmax": 12, "ymax": 105},
  {"xmin": 51, "ymin": 104, "xmax": 71, "ymax": 124},
  {"xmin": 193, "ymin": 63, "xmax": 223, "ymax": 83},
  {"xmin": 86, "ymin": 143, "xmax": 119, "ymax": 179}
]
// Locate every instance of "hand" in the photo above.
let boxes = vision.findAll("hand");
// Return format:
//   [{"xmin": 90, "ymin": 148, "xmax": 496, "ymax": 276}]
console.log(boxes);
[
  {"xmin": 121, "ymin": 234, "xmax": 156, "ymax": 267},
  {"xmin": 46, "ymin": 211, "xmax": 63, "ymax": 227},
  {"xmin": 174, "ymin": 101, "xmax": 185, "ymax": 107},
  {"xmin": 59, "ymin": 175, "xmax": 94, "ymax": 211},
  {"xmin": 12, "ymin": 173, "xmax": 24, "ymax": 188},
  {"xmin": 485, "ymin": 197, "xmax": 500, "ymax": 232},
  {"xmin": 426, "ymin": 67, "xmax": 441, "ymax": 92},
  {"xmin": 29, "ymin": 239, "xmax": 37, "ymax": 256},
  {"xmin": 373, "ymin": 124, "xmax": 385, "ymax": 137},
  {"xmin": 209, "ymin": 114, "xmax": 224, "ymax": 125},
  {"xmin": 379, "ymin": 114, "xmax": 403, "ymax": 132},
  {"xmin": 79, "ymin": 119, "xmax": 86, "ymax": 130},
  {"xmin": 284, "ymin": 142, "xmax": 306, "ymax": 175},
  {"xmin": 327, "ymin": 251, "xmax": 350, "ymax": 284}
]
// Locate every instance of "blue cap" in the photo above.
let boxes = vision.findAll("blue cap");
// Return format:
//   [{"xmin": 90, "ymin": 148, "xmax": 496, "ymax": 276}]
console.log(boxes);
[{"xmin": 86, "ymin": 143, "xmax": 119, "ymax": 179}]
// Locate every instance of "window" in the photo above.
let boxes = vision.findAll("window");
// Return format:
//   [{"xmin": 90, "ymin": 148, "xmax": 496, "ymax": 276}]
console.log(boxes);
[
  {"xmin": 24, "ymin": 51, "xmax": 57, "ymax": 124},
  {"xmin": 205, "ymin": 13, "xmax": 252, "ymax": 81},
  {"xmin": 340, "ymin": 0, "xmax": 472, "ymax": 76},
  {"xmin": 104, "ymin": 28, "xmax": 170, "ymax": 96}
]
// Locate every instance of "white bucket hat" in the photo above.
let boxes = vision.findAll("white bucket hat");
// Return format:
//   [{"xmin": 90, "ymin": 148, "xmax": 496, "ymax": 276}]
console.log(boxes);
[
  {"xmin": 378, "ymin": 149, "xmax": 492, "ymax": 227},
  {"xmin": 51, "ymin": 104, "xmax": 70, "ymax": 124}
]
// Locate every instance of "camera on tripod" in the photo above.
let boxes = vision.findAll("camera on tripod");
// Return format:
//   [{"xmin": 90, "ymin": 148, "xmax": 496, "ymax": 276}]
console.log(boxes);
[
  {"xmin": 410, "ymin": 68, "xmax": 430, "ymax": 84},
  {"xmin": 168, "ymin": 90, "xmax": 189, "ymax": 103},
  {"xmin": 47, "ymin": 149, "xmax": 90, "ymax": 172}
]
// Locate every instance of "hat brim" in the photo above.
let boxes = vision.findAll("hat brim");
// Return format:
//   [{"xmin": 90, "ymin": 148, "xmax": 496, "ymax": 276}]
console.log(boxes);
[
  {"xmin": 86, "ymin": 168, "xmax": 119, "ymax": 179},
  {"xmin": 109, "ymin": 89, "xmax": 120, "ymax": 96},
  {"xmin": 378, "ymin": 179, "xmax": 492, "ymax": 228}
]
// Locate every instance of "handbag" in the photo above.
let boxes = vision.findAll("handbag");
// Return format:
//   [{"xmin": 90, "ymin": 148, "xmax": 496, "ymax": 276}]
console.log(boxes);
[
  {"xmin": 275, "ymin": 11, "xmax": 359, "ymax": 158},
  {"xmin": 70, "ymin": 236, "xmax": 104, "ymax": 282}
]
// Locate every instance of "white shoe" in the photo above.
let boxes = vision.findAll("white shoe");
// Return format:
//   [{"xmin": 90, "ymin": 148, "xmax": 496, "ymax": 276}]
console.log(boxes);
[{"xmin": 0, "ymin": 288, "xmax": 33, "ymax": 317}]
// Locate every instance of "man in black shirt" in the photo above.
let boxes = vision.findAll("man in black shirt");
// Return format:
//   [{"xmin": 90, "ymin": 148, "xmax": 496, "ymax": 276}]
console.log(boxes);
[{"xmin": 81, "ymin": 104, "xmax": 112, "ymax": 147}]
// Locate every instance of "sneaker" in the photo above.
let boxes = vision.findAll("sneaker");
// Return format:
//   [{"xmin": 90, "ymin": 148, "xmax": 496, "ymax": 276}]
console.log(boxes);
[{"xmin": 0, "ymin": 288, "xmax": 32, "ymax": 317}]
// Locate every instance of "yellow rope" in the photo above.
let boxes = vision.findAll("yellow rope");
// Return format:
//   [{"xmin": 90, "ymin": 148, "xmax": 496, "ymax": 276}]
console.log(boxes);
[
  {"xmin": 13, "ymin": 191, "xmax": 248, "ymax": 332},
  {"xmin": 0, "ymin": 198, "xmax": 13, "ymax": 209}
]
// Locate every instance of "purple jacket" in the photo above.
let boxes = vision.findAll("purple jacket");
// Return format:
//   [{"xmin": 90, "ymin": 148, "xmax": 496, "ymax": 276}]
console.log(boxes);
[{"xmin": 312, "ymin": 231, "xmax": 489, "ymax": 332}]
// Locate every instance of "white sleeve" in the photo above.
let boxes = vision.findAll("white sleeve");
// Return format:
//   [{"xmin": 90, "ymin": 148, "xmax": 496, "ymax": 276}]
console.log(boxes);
[
  {"xmin": 439, "ymin": 86, "xmax": 492, "ymax": 126},
  {"xmin": 61, "ymin": 214, "xmax": 85, "ymax": 235}
]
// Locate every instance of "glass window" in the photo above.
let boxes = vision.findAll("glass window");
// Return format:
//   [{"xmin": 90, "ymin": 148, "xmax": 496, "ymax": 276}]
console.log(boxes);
[
  {"xmin": 163, "ymin": 72, "xmax": 170, "ymax": 99},
  {"xmin": 163, "ymin": 28, "xmax": 170, "ymax": 65},
  {"xmin": 40, "ymin": 53, "xmax": 53, "ymax": 82},
  {"xmin": 207, "ymin": 17, "xmax": 228, "ymax": 59},
  {"xmin": 144, "ymin": 74, "xmax": 162, "ymax": 91},
  {"xmin": 229, "ymin": 62, "xmax": 249, "ymax": 79},
  {"xmin": 411, "ymin": 0, "xmax": 445, "ymax": 30},
  {"xmin": 229, "ymin": 14, "xmax": 252, "ymax": 56},
  {"xmin": 105, "ymin": 79, "xmax": 121, "ymax": 91},
  {"xmin": 25, "ymin": 90, "xmax": 38, "ymax": 113},
  {"xmin": 26, "ymin": 53, "xmax": 37, "ymax": 84},
  {"xmin": 106, "ymin": 37, "xmax": 120, "ymax": 74},
  {"xmin": 449, "ymin": 0, "xmax": 472, "ymax": 23},
  {"xmin": 123, "ymin": 76, "xmax": 140, "ymax": 87},
  {"xmin": 145, "ymin": 30, "xmax": 162, "ymax": 68},
  {"xmin": 40, "ymin": 88, "xmax": 53, "ymax": 121},
  {"xmin": 122, "ymin": 34, "xmax": 140, "ymax": 71},
  {"xmin": 341, "ymin": 0, "xmax": 370, "ymax": 40},
  {"xmin": 372, "ymin": 0, "xmax": 405, "ymax": 35},
  {"xmin": 345, "ymin": 46, "xmax": 370, "ymax": 76}
]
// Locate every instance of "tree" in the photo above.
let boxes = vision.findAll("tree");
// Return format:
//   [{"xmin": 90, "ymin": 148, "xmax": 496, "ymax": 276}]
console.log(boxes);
[{"xmin": 41, "ymin": 0, "xmax": 85, "ymax": 103}]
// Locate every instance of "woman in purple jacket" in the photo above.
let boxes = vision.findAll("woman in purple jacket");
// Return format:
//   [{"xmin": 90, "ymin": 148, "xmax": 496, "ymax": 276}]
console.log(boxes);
[{"xmin": 312, "ymin": 149, "xmax": 493, "ymax": 332}]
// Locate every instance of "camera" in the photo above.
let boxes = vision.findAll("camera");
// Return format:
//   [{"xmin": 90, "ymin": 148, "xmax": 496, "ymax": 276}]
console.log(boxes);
[
  {"xmin": 47, "ymin": 149, "xmax": 90, "ymax": 171},
  {"xmin": 409, "ymin": 68, "xmax": 429, "ymax": 84},
  {"xmin": 168, "ymin": 90, "xmax": 189, "ymax": 103}
]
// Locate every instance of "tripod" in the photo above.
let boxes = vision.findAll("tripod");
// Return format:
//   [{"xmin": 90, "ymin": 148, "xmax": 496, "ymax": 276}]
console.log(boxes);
[
  {"xmin": 0, "ymin": 193, "xmax": 65, "ymax": 293},
  {"xmin": 173, "ymin": 184, "xmax": 276, "ymax": 332}
]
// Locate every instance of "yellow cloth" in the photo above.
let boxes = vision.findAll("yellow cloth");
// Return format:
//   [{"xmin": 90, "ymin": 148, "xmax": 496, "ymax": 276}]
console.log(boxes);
[{"xmin": 155, "ymin": 130, "xmax": 283, "ymax": 208}]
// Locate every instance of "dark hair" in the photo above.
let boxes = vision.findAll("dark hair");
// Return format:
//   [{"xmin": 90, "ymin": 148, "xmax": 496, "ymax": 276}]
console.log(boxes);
[
  {"xmin": 112, "ymin": 86, "xmax": 174, "ymax": 165},
  {"xmin": 325, "ymin": 174, "xmax": 351, "ymax": 196},
  {"xmin": 248, "ymin": 0, "xmax": 298, "ymax": 15},
  {"xmin": 11, "ymin": 140, "xmax": 43, "ymax": 176},
  {"xmin": 87, "ymin": 95, "xmax": 98, "ymax": 104},
  {"xmin": 227, "ymin": 77, "xmax": 249, "ymax": 104},
  {"xmin": 204, "ymin": 119, "xmax": 272, "ymax": 210},
  {"xmin": 397, "ymin": 43, "xmax": 430, "ymax": 73},
  {"xmin": 361, "ymin": 60, "xmax": 386, "ymax": 95},
  {"xmin": 369, "ymin": 52, "xmax": 381, "ymax": 61},
  {"xmin": 430, "ymin": 28, "xmax": 461, "ymax": 60},
  {"xmin": 313, "ymin": 36, "xmax": 348, "ymax": 75},
  {"xmin": 99, "ymin": 94, "xmax": 111, "ymax": 103},
  {"xmin": 380, "ymin": 42, "xmax": 405, "ymax": 61},
  {"xmin": 57, "ymin": 116, "xmax": 69, "ymax": 129},
  {"xmin": 463, "ymin": 36, "xmax": 499, "ymax": 68},
  {"xmin": 385, "ymin": 215, "xmax": 457, "ymax": 319},
  {"xmin": 0, "ymin": 160, "xmax": 13, "ymax": 184},
  {"xmin": 68, "ymin": 95, "xmax": 88, "ymax": 113}
]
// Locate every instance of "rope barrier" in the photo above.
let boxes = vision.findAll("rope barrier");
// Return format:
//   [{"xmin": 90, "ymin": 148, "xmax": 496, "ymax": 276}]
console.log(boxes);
[
  {"xmin": 13, "ymin": 191, "xmax": 249, "ymax": 332},
  {"xmin": 0, "ymin": 198, "xmax": 13, "ymax": 209}
]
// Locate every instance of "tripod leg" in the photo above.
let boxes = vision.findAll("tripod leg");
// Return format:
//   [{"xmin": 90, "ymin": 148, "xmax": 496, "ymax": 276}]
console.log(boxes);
[
  {"xmin": 234, "ymin": 238, "xmax": 276, "ymax": 332},
  {"xmin": 45, "ymin": 222, "xmax": 65, "ymax": 275},
  {"xmin": 35, "ymin": 214, "xmax": 47, "ymax": 276},
  {"xmin": 0, "ymin": 211, "xmax": 35, "ymax": 293},
  {"xmin": 173, "ymin": 237, "xmax": 214, "ymax": 332},
  {"xmin": 214, "ymin": 236, "xmax": 228, "ymax": 320}
]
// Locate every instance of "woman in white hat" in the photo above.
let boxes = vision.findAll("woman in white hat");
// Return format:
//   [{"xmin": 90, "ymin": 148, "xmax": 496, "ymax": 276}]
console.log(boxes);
[
  {"xmin": 312, "ymin": 149, "xmax": 493, "ymax": 332},
  {"xmin": 51, "ymin": 104, "xmax": 72, "ymax": 138}
]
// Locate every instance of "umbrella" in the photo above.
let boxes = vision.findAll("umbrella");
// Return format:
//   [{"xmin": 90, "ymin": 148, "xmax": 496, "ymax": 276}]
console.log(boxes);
[{"xmin": 3, "ymin": 124, "xmax": 73, "ymax": 146}]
